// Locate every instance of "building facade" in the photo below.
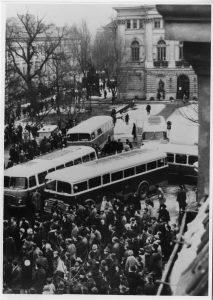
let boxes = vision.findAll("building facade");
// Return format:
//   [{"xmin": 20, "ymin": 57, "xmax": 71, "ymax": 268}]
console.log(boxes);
[{"xmin": 114, "ymin": 5, "xmax": 198, "ymax": 101}]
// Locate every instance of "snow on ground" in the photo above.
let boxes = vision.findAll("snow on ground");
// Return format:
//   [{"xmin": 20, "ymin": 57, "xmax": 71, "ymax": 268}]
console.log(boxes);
[{"xmin": 113, "ymin": 103, "xmax": 198, "ymax": 145}]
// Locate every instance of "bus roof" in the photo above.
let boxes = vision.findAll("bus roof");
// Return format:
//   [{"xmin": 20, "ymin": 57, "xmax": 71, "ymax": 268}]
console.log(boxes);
[
  {"xmin": 143, "ymin": 116, "xmax": 166, "ymax": 132},
  {"xmin": 158, "ymin": 143, "xmax": 198, "ymax": 156},
  {"xmin": 37, "ymin": 125, "xmax": 58, "ymax": 133},
  {"xmin": 46, "ymin": 148, "xmax": 166, "ymax": 184},
  {"xmin": 4, "ymin": 146, "xmax": 95, "ymax": 178},
  {"xmin": 66, "ymin": 116, "xmax": 112, "ymax": 135}
]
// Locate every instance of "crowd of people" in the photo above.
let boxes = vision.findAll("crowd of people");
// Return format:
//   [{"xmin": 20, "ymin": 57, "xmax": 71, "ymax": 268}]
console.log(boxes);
[
  {"xmin": 3, "ymin": 187, "xmax": 179, "ymax": 295},
  {"xmin": 5, "ymin": 123, "xmax": 68, "ymax": 169}
]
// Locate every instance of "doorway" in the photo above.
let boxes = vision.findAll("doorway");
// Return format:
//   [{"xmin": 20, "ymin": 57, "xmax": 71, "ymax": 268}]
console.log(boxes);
[{"xmin": 176, "ymin": 74, "xmax": 190, "ymax": 99}]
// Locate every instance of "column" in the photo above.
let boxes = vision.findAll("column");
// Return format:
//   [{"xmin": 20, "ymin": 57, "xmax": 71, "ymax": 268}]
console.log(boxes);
[
  {"xmin": 145, "ymin": 18, "xmax": 153, "ymax": 67},
  {"xmin": 183, "ymin": 42, "xmax": 210, "ymax": 198}
]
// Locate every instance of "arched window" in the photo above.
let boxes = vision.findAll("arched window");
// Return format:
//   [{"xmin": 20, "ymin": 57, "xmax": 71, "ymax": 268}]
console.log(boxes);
[
  {"xmin": 131, "ymin": 41, "xmax": 140, "ymax": 61},
  {"xmin": 157, "ymin": 40, "xmax": 166, "ymax": 61}
]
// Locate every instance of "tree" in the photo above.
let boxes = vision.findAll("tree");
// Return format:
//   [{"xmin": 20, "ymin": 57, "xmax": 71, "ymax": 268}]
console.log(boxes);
[
  {"xmin": 48, "ymin": 51, "xmax": 72, "ymax": 115},
  {"xmin": 6, "ymin": 12, "xmax": 65, "ymax": 117},
  {"xmin": 69, "ymin": 21, "xmax": 92, "ymax": 76},
  {"xmin": 92, "ymin": 18, "xmax": 125, "ymax": 94}
]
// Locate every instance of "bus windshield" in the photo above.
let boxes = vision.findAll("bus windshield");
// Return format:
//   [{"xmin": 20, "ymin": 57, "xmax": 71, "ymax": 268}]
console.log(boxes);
[
  {"xmin": 143, "ymin": 132, "xmax": 165, "ymax": 140},
  {"xmin": 68, "ymin": 133, "xmax": 91, "ymax": 142},
  {"xmin": 4, "ymin": 176, "xmax": 28, "ymax": 189}
]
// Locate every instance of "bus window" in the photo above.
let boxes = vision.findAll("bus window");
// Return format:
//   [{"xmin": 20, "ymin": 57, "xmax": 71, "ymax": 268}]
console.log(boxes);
[
  {"xmin": 58, "ymin": 181, "xmax": 71, "ymax": 194},
  {"xmin": 29, "ymin": 176, "xmax": 36, "ymax": 188},
  {"xmin": 48, "ymin": 168, "xmax": 55, "ymax": 173},
  {"xmin": 82, "ymin": 155, "xmax": 90, "ymax": 162},
  {"xmin": 157, "ymin": 159, "xmax": 164, "ymax": 167},
  {"xmin": 111, "ymin": 171, "xmax": 123, "ymax": 182},
  {"xmin": 147, "ymin": 161, "xmax": 157, "ymax": 170},
  {"xmin": 97, "ymin": 128, "xmax": 102, "ymax": 136},
  {"xmin": 4, "ymin": 176, "xmax": 10, "ymax": 188},
  {"xmin": 136, "ymin": 164, "xmax": 146, "ymax": 174},
  {"xmin": 124, "ymin": 167, "xmax": 135, "ymax": 178},
  {"xmin": 176, "ymin": 154, "xmax": 187, "ymax": 164},
  {"xmin": 89, "ymin": 176, "xmax": 101, "ymax": 189},
  {"xmin": 90, "ymin": 152, "xmax": 96, "ymax": 160},
  {"xmin": 68, "ymin": 133, "xmax": 78, "ymax": 141},
  {"xmin": 56, "ymin": 165, "xmax": 64, "ymax": 170},
  {"xmin": 73, "ymin": 181, "xmax": 88, "ymax": 193},
  {"xmin": 188, "ymin": 156, "xmax": 198, "ymax": 165},
  {"xmin": 46, "ymin": 180, "xmax": 56, "ymax": 191},
  {"xmin": 155, "ymin": 132, "xmax": 164, "ymax": 140},
  {"xmin": 79, "ymin": 133, "xmax": 91, "ymax": 141},
  {"xmin": 102, "ymin": 173, "xmax": 110, "ymax": 185},
  {"xmin": 74, "ymin": 158, "xmax": 82, "ymax": 165},
  {"xmin": 10, "ymin": 177, "xmax": 28, "ymax": 189},
  {"xmin": 38, "ymin": 171, "xmax": 47, "ymax": 184},
  {"xmin": 167, "ymin": 153, "xmax": 174, "ymax": 163},
  {"xmin": 65, "ymin": 161, "xmax": 73, "ymax": 167}
]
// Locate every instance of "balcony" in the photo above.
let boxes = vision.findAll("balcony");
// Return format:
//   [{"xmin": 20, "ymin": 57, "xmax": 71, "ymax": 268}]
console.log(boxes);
[
  {"xmin": 175, "ymin": 60, "xmax": 191, "ymax": 68},
  {"xmin": 153, "ymin": 60, "xmax": 168, "ymax": 68}
]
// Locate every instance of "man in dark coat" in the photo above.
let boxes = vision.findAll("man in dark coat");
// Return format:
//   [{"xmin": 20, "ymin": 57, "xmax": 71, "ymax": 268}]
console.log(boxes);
[
  {"xmin": 176, "ymin": 185, "xmax": 187, "ymax": 212},
  {"xmin": 158, "ymin": 204, "xmax": 170, "ymax": 223},
  {"xmin": 146, "ymin": 104, "xmax": 151, "ymax": 115},
  {"xmin": 32, "ymin": 262, "xmax": 46, "ymax": 294}
]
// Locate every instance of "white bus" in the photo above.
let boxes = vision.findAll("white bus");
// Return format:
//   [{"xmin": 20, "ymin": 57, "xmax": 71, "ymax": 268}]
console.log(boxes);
[
  {"xmin": 66, "ymin": 116, "xmax": 114, "ymax": 148},
  {"xmin": 158, "ymin": 143, "xmax": 198, "ymax": 183},
  {"xmin": 44, "ymin": 148, "xmax": 168, "ymax": 209},
  {"xmin": 4, "ymin": 146, "xmax": 97, "ymax": 208}
]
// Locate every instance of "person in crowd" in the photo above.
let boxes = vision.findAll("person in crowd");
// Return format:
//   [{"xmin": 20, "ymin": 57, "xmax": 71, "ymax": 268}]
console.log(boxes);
[
  {"xmin": 104, "ymin": 90, "xmax": 107, "ymax": 99},
  {"xmin": 176, "ymin": 185, "xmax": 187, "ymax": 212},
  {"xmin": 132, "ymin": 123, "xmax": 137, "ymax": 141},
  {"xmin": 146, "ymin": 104, "xmax": 151, "ymax": 115},
  {"xmin": 155, "ymin": 185, "xmax": 166, "ymax": 209},
  {"xmin": 125, "ymin": 113, "xmax": 130, "ymax": 125}
]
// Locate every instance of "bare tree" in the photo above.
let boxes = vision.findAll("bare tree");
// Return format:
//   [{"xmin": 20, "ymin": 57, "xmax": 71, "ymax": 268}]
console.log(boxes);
[
  {"xmin": 178, "ymin": 102, "xmax": 199, "ymax": 123},
  {"xmin": 92, "ymin": 18, "xmax": 126, "ymax": 93},
  {"xmin": 6, "ymin": 13, "xmax": 65, "ymax": 117},
  {"xmin": 69, "ymin": 21, "xmax": 91, "ymax": 76}
]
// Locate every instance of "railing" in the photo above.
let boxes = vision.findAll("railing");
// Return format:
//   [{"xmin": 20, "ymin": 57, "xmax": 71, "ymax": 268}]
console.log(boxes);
[
  {"xmin": 153, "ymin": 60, "xmax": 168, "ymax": 67},
  {"xmin": 156, "ymin": 211, "xmax": 187, "ymax": 295},
  {"xmin": 175, "ymin": 60, "xmax": 190, "ymax": 68}
]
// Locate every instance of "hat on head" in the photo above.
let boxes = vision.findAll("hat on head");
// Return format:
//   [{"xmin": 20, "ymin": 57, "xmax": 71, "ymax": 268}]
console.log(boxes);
[{"xmin": 92, "ymin": 244, "xmax": 98, "ymax": 251}]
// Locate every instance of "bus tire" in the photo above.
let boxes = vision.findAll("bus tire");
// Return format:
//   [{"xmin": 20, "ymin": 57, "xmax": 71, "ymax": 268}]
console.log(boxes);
[{"xmin": 138, "ymin": 181, "xmax": 149, "ymax": 199}]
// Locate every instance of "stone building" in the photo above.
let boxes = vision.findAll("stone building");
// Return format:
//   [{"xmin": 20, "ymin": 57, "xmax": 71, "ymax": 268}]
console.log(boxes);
[{"xmin": 114, "ymin": 5, "xmax": 198, "ymax": 101}]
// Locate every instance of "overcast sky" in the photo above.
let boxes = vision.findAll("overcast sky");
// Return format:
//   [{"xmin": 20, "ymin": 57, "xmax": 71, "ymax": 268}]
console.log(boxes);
[{"xmin": 5, "ymin": 2, "xmax": 117, "ymax": 37}]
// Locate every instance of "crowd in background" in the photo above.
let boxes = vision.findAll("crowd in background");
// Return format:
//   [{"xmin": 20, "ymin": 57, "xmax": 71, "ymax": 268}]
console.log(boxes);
[
  {"xmin": 3, "ymin": 189, "xmax": 178, "ymax": 295},
  {"xmin": 5, "ymin": 122, "xmax": 68, "ymax": 169}
]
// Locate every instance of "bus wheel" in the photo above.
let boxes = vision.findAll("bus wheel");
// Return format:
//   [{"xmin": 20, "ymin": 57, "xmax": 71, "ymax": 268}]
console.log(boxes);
[{"xmin": 138, "ymin": 182, "xmax": 149, "ymax": 199}]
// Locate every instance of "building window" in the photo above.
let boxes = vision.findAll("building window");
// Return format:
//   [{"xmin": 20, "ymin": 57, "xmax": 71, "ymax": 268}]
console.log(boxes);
[
  {"xmin": 133, "ymin": 19, "xmax": 137, "ymax": 29},
  {"xmin": 154, "ymin": 19, "xmax": 161, "ymax": 28},
  {"xmin": 179, "ymin": 41, "xmax": 184, "ymax": 60},
  {"xmin": 139, "ymin": 19, "xmax": 144, "ymax": 29},
  {"xmin": 131, "ymin": 40, "xmax": 140, "ymax": 61},
  {"xmin": 157, "ymin": 39, "xmax": 166, "ymax": 61},
  {"xmin": 126, "ymin": 19, "xmax": 131, "ymax": 29}
]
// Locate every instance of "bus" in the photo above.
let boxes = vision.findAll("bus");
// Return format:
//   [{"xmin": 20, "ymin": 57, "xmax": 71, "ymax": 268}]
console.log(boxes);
[
  {"xmin": 158, "ymin": 143, "xmax": 198, "ymax": 184},
  {"xmin": 66, "ymin": 116, "xmax": 114, "ymax": 148},
  {"xmin": 137, "ymin": 115, "xmax": 167, "ymax": 143},
  {"xmin": 4, "ymin": 146, "xmax": 97, "ymax": 208},
  {"xmin": 44, "ymin": 148, "xmax": 168, "ymax": 209}
]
